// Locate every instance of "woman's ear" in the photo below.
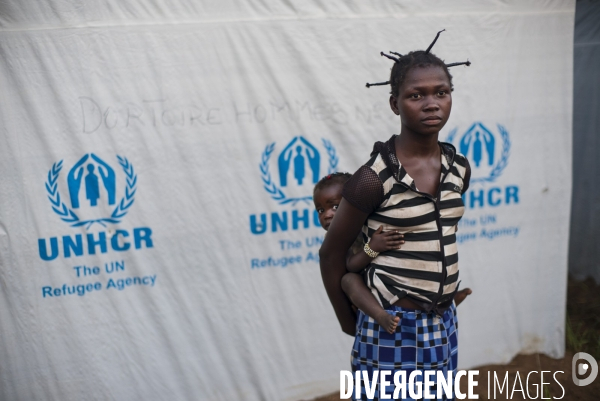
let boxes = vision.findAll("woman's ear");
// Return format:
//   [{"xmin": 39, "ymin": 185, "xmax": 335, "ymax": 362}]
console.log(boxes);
[{"xmin": 389, "ymin": 95, "xmax": 400, "ymax": 115}]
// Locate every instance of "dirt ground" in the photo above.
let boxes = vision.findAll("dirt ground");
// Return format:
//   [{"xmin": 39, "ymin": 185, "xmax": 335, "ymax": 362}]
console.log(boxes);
[{"xmin": 310, "ymin": 277, "xmax": 600, "ymax": 400}]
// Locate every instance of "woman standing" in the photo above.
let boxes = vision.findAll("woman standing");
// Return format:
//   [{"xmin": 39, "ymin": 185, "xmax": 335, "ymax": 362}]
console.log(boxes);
[{"xmin": 319, "ymin": 32, "xmax": 472, "ymax": 399}]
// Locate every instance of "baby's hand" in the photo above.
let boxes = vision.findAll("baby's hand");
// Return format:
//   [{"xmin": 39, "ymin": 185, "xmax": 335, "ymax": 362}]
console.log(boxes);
[{"xmin": 369, "ymin": 225, "xmax": 404, "ymax": 252}]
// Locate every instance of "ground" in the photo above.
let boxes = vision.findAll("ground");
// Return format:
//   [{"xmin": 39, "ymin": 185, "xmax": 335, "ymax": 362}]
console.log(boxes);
[{"xmin": 309, "ymin": 276, "xmax": 600, "ymax": 400}]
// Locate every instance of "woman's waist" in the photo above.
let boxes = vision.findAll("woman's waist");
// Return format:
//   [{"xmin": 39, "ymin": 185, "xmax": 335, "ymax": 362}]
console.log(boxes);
[
  {"xmin": 363, "ymin": 227, "xmax": 459, "ymax": 243},
  {"xmin": 392, "ymin": 297, "xmax": 426, "ymax": 310},
  {"xmin": 364, "ymin": 268, "xmax": 459, "ymax": 305},
  {"xmin": 390, "ymin": 290, "xmax": 457, "ymax": 314},
  {"xmin": 366, "ymin": 257, "xmax": 459, "ymax": 275}
]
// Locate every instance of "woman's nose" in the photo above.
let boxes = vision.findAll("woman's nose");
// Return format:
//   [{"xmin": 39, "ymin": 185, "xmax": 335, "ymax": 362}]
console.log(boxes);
[{"xmin": 423, "ymin": 100, "xmax": 440, "ymax": 111}]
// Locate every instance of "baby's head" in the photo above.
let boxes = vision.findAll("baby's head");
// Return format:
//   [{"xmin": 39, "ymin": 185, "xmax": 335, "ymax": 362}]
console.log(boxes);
[{"xmin": 313, "ymin": 172, "xmax": 352, "ymax": 231}]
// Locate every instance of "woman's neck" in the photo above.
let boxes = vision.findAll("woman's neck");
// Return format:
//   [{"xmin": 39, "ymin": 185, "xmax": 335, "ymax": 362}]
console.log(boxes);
[{"xmin": 395, "ymin": 130, "xmax": 440, "ymax": 158}]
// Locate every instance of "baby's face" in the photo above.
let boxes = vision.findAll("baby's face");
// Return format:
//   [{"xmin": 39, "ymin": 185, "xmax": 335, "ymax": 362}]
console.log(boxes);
[{"xmin": 313, "ymin": 184, "xmax": 343, "ymax": 231}]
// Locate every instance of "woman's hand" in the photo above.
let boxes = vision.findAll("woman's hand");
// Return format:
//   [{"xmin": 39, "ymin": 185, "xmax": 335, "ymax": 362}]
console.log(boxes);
[{"xmin": 368, "ymin": 225, "xmax": 404, "ymax": 253}]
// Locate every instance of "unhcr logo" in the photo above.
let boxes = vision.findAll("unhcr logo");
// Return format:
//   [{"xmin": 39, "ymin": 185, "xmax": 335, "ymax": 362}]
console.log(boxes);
[
  {"xmin": 446, "ymin": 122, "xmax": 510, "ymax": 184},
  {"xmin": 45, "ymin": 153, "xmax": 136, "ymax": 228},
  {"xmin": 446, "ymin": 123, "xmax": 519, "ymax": 210},
  {"xmin": 39, "ymin": 153, "xmax": 153, "ymax": 261},
  {"xmin": 251, "ymin": 136, "xmax": 339, "ymax": 234},
  {"xmin": 260, "ymin": 136, "xmax": 338, "ymax": 205}
]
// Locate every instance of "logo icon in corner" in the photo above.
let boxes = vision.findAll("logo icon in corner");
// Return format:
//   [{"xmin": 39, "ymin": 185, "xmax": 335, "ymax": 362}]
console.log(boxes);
[
  {"xmin": 46, "ymin": 153, "xmax": 137, "ymax": 229},
  {"xmin": 572, "ymin": 352, "xmax": 598, "ymax": 386},
  {"xmin": 446, "ymin": 122, "xmax": 511, "ymax": 183},
  {"xmin": 260, "ymin": 136, "xmax": 338, "ymax": 206}
]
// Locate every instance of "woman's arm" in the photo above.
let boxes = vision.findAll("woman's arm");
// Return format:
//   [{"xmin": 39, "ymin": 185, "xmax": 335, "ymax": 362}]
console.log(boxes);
[{"xmin": 319, "ymin": 198, "xmax": 369, "ymax": 336}]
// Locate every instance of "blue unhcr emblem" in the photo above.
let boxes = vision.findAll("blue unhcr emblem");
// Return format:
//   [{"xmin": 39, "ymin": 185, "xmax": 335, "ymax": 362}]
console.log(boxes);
[
  {"xmin": 45, "ymin": 154, "xmax": 137, "ymax": 229},
  {"xmin": 260, "ymin": 137, "xmax": 338, "ymax": 205},
  {"xmin": 446, "ymin": 122, "xmax": 511, "ymax": 183}
]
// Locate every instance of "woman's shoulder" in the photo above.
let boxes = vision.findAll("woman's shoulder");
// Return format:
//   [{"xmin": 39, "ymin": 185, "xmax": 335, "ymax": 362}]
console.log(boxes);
[
  {"xmin": 341, "ymin": 136, "xmax": 397, "ymax": 213},
  {"xmin": 342, "ymin": 163, "xmax": 386, "ymax": 214},
  {"xmin": 367, "ymin": 135, "xmax": 399, "ymax": 173},
  {"xmin": 439, "ymin": 141, "xmax": 468, "ymax": 166},
  {"xmin": 363, "ymin": 152, "xmax": 388, "ymax": 175},
  {"xmin": 439, "ymin": 141, "xmax": 471, "ymax": 191}
]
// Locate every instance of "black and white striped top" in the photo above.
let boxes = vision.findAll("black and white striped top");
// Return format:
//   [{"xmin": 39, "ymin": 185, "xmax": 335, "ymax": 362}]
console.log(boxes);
[{"xmin": 343, "ymin": 136, "xmax": 471, "ymax": 313}]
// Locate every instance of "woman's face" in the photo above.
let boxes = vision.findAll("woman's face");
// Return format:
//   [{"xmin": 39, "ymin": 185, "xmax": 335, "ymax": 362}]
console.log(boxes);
[{"xmin": 389, "ymin": 65, "xmax": 452, "ymax": 136}]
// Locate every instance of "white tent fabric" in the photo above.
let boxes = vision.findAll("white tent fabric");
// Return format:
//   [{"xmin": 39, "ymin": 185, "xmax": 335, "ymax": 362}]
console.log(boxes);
[{"xmin": 0, "ymin": 1, "xmax": 574, "ymax": 400}]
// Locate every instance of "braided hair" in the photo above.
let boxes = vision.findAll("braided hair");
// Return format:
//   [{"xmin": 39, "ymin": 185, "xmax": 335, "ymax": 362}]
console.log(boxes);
[
  {"xmin": 313, "ymin": 172, "xmax": 352, "ymax": 195},
  {"xmin": 366, "ymin": 30, "xmax": 470, "ymax": 96}
]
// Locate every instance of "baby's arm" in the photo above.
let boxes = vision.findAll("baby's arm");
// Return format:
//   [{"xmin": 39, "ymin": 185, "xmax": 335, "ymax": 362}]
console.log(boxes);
[{"xmin": 346, "ymin": 226, "xmax": 404, "ymax": 272}]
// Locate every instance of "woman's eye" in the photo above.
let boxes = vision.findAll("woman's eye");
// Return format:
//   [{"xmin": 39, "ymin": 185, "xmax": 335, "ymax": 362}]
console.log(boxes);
[
  {"xmin": 410, "ymin": 93, "xmax": 421, "ymax": 99},
  {"xmin": 438, "ymin": 90, "xmax": 447, "ymax": 96}
]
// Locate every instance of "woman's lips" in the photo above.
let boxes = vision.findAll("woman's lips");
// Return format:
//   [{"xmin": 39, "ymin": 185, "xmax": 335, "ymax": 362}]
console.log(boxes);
[{"xmin": 422, "ymin": 117, "xmax": 442, "ymax": 125}]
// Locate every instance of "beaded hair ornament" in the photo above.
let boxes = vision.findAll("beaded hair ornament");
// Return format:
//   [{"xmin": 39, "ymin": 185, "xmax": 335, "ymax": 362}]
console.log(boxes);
[
  {"xmin": 313, "ymin": 172, "xmax": 352, "ymax": 194},
  {"xmin": 365, "ymin": 29, "xmax": 471, "ymax": 89}
]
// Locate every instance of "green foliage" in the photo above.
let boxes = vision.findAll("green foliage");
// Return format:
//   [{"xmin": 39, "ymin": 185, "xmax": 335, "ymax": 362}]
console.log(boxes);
[{"xmin": 565, "ymin": 276, "xmax": 600, "ymax": 360}]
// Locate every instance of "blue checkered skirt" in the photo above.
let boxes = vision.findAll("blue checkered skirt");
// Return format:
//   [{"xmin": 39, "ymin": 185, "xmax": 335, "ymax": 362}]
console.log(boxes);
[{"xmin": 350, "ymin": 304, "xmax": 458, "ymax": 401}]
